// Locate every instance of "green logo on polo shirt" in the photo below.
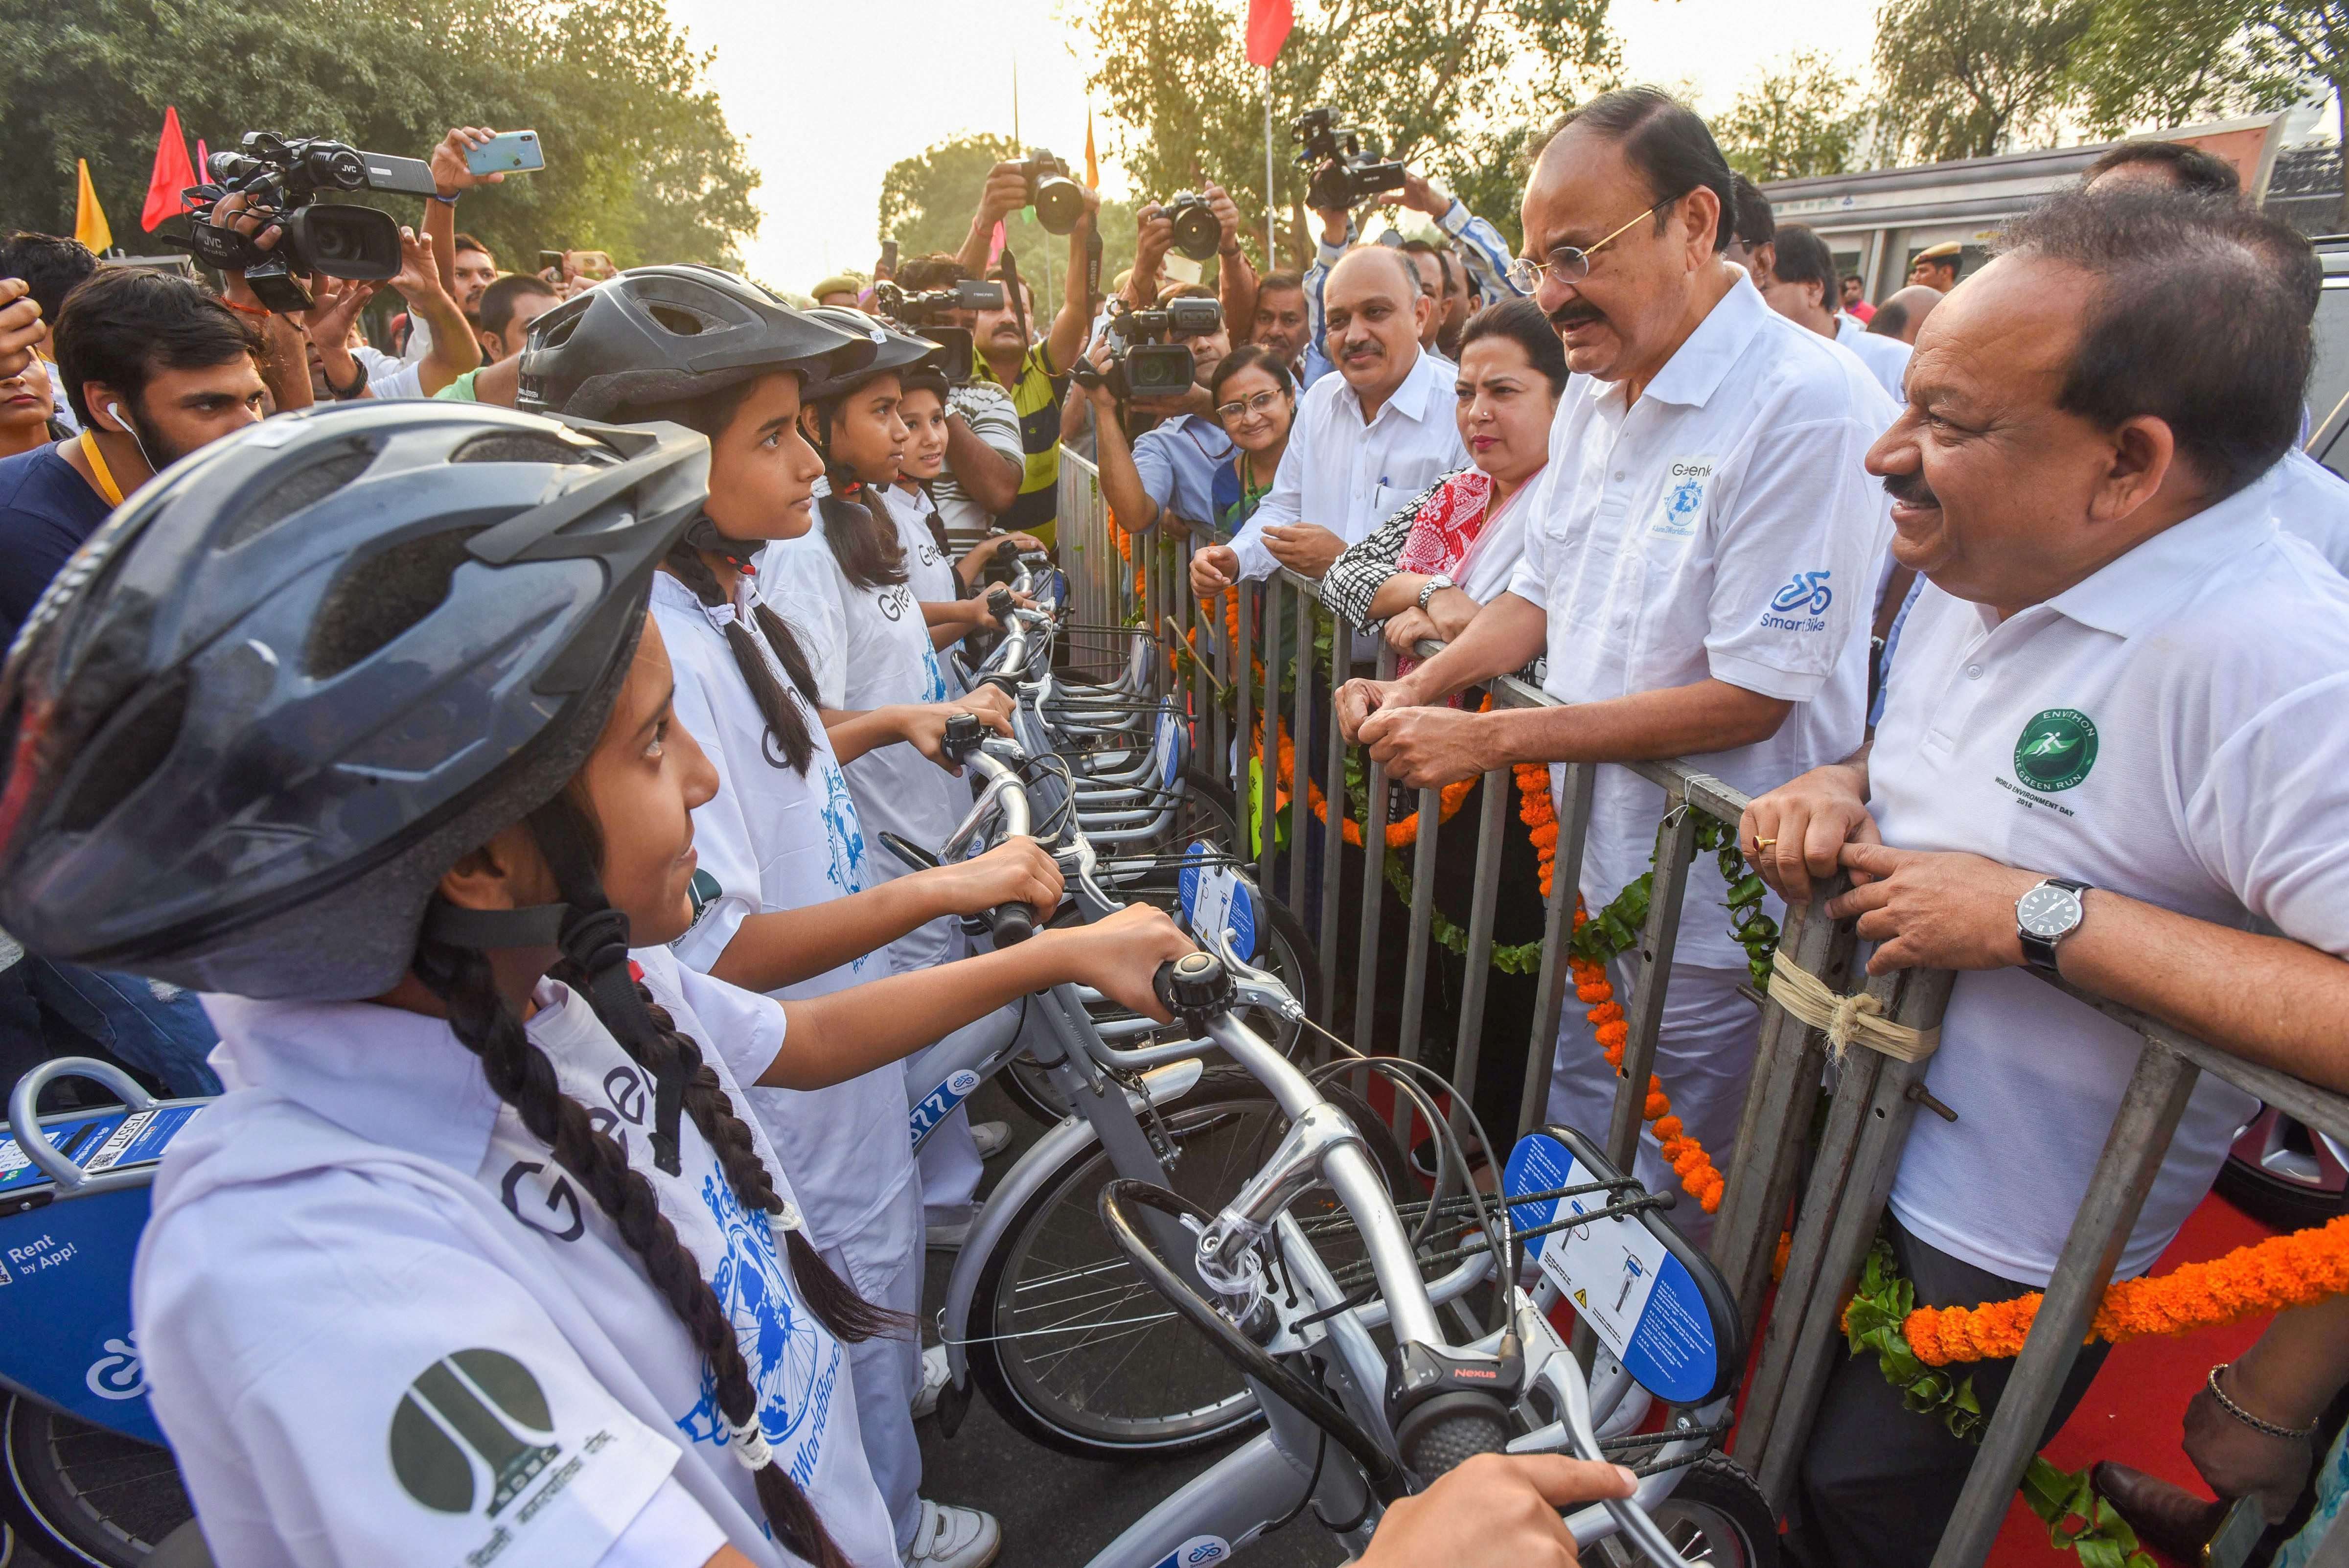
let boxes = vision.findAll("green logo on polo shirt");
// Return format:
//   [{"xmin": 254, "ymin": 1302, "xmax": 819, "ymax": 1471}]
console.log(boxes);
[{"xmin": 2013, "ymin": 709, "xmax": 2098, "ymax": 792}]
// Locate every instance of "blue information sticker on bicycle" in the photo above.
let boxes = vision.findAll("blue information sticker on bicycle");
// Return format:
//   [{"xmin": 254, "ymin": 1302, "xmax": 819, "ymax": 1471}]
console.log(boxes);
[
  {"xmin": 1503, "ymin": 1130, "xmax": 1727, "ymax": 1405},
  {"xmin": 1178, "ymin": 843, "xmax": 1261, "ymax": 962},
  {"xmin": 1157, "ymin": 706, "xmax": 1182, "ymax": 791}
]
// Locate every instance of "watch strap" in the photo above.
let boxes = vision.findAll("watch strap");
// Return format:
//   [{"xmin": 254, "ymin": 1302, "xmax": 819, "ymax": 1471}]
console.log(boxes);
[{"xmin": 2018, "ymin": 877, "xmax": 2093, "ymax": 972}]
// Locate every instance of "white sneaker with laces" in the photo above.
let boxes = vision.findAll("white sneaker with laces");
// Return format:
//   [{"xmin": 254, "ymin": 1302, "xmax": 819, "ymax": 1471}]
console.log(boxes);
[
  {"xmin": 925, "ymin": 1201, "xmax": 978, "ymax": 1250},
  {"xmin": 969, "ymin": 1119, "xmax": 1012, "ymax": 1158},
  {"xmin": 912, "ymin": 1343, "xmax": 951, "ymax": 1419},
  {"xmin": 905, "ymin": 1500, "xmax": 1000, "ymax": 1568}
]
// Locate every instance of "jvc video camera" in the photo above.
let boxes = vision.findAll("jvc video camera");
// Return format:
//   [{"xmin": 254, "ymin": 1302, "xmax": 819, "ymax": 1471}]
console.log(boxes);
[
  {"xmin": 180, "ymin": 131, "xmax": 440, "ymax": 313},
  {"xmin": 871, "ymin": 277, "xmax": 1007, "ymax": 385},
  {"xmin": 1013, "ymin": 148, "xmax": 1088, "ymax": 236},
  {"xmin": 1292, "ymin": 106, "xmax": 1407, "ymax": 213},
  {"xmin": 1070, "ymin": 297, "xmax": 1222, "ymax": 402},
  {"xmin": 1161, "ymin": 192, "xmax": 1221, "ymax": 262}
]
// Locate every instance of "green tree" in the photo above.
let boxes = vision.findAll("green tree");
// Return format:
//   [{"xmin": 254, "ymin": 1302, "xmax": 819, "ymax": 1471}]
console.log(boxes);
[
  {"xmin": 1079, "ymin": 0, "xmax": 1619, "ymax": 268},
  {"xmin": 2066, "ymin": 0, "xmax": 2339, "ymax": 221},
  {"xmin": 875, "ymin": 131, "xmax": 1138, "ymax": 291},
  {"xmin": 1869, "ymin": 0, "xmax": 2096, "ymax": 161},
  {"xmin": 1717, "ymin": 51, "xmax": 1866, "ymax": 182},
  {"xmin": 0, "ymin": 0, "xmax": 757, "ymax": 270}
]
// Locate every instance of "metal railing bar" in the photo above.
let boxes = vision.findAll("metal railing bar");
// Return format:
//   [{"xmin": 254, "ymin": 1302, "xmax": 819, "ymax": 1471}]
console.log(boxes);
[
  {"xmin": 1354, "ymin": 644, "xmax": 1399, "ymax": 1048},
  {"xmin": 1451, "ymin": 765, "xmax": 1512, "ymax": 1139},
  {"xmin": 1257, "ymin": 574, "xmax": 1282, "ymax": 891},
  {"xmin": 1606, "ymin": 807, "xmax": 1701, "ymax": 1174},
  {"xmin": 1521, "ymin": 762, "xmax": 1596, "ymax": 1138},
  {"xmin": 1320, "ymin": 607, "xmax": 1348, "ymax": 1023},
  {"xmin": 1289, "ymin": 585, "xmax": 1313, "ymax": 917}
]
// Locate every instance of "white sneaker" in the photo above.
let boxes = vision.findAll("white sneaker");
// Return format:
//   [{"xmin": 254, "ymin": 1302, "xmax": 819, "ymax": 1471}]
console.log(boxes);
[
  {"xmin": 912, "ymin": 1343, "xmax": 951, "ymax": 1420},
  {"xmin": 905, "ymin": 1499, "xmax": 999, "ymax": 1568},
  {"xmin": 925, "ymin": 1202, "xmax": 978, "ymax": 1250},
  {"xmin": 969, "ymin": 1119, "xmax": 1012, "ymax": 1158}
]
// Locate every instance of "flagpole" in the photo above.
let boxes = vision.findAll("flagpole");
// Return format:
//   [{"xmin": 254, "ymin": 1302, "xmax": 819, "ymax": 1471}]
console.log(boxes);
[{"xmin": 1263, "ymin": 67, "xmax": 1277, "ymax": 264}]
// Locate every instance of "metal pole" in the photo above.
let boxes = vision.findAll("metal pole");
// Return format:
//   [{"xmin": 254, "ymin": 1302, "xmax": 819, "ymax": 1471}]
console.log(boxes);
[
  {"xmin": 1263, "ymin": 67, "xmax": 1277, "ymax": 263},
  {"xmin": 1605, "ymin": 806, "xmax": 1698, "ymax": 1174}
]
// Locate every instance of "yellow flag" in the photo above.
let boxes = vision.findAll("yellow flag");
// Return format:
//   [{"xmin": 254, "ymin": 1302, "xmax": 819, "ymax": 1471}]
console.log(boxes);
[
  {"xmin": 74, "ymin": 159, "xmax": 112, "ymax": 254},
  {"xmin": 1084, "ymin": 110, "xmax": 1099, "ymax": 191}
]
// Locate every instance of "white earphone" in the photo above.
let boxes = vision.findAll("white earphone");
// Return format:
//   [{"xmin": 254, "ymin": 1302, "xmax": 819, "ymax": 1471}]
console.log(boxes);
[{"xmin": 107, "ymin": 402, "xmax": 128, "ymax": 434}]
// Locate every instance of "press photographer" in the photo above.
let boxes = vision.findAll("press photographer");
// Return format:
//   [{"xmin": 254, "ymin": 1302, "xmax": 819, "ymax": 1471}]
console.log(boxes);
[
  {"xmin": 1083, "ymin": 286, "xmax": 1256, "ymax": 546},
  {"xmin": 878, "ymin": 254, "xmax": 1025, "ymax": 551},
  {"xmin": 1122, "ymin": 181, "xmax": 1256, "ymax": 339},
  {"xmin": 954, "ymin": 149, "xmax": 1102, "ymax": 545}
]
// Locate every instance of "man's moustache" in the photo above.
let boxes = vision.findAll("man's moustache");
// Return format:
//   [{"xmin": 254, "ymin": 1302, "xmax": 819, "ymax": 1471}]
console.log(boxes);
[
  {"xmin": 1547, "ymin": 301, "xmax": 1605, "ymax": 332},
  {"xmin": 1882, "ymin": 472, "xmax": 1940, "ymax": 509}
]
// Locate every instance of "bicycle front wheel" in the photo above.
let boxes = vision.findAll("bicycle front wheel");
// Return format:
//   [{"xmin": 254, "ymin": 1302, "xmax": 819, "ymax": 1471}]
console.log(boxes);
[{"xmin": 964, "ymin": 1077, "xmax": 1403, "ymax": 1458}]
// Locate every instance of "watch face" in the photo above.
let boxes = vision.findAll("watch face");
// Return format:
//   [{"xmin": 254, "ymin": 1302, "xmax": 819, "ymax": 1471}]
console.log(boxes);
[{"xmin": 2017, "ymin": 884, "xmax": 2082, "ymax": 938}]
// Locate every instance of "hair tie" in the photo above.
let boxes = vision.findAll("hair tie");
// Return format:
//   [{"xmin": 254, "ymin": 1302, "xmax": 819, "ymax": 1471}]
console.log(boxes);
[
  {"xmin": 723, "ymin": 1413, "xmax": 775, "ymax": 1470},
  {"xmin": 701, "ymin": 600, "xmax": 740, "ymax": 635}
]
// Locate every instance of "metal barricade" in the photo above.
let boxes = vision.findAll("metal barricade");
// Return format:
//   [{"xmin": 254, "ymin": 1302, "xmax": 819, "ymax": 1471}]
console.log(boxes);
[{"xmin": 1068, "ymin": 451, "xmax": 2348, "ymax": 1567}]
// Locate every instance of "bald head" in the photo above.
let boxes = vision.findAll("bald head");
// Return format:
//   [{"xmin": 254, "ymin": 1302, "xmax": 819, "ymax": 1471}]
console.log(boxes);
[
  {"xmin": 1870, "ymin": 285, "xmax": 1944, "ymax": 345},
  {"xmin": 1323, "ymin": 247, "xmax": 1429, "ymax": 405}
]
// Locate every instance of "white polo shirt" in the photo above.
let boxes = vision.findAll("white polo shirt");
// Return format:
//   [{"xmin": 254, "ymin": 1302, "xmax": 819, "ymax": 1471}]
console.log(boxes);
[
  {"xmin": 1874, "ymin": 479, "xmax": 2349, "ymax": 1285},
  {"xmin": 1507, "ymin": 273, "xmax": 1895, "ymax": 970},
  {"xmin": 2275, "ymin": 447, "xmax": 2349, "ymax": 574},
  {"xmin": 140, "ymin": 959, "xmax": 894, "ymax": 1568},
  {"xmin": 1224, "ymin": 344, "xmax": 1467, "ymax": 583},
  {"xmin": 1835, "ymin": 313, "xmax": 1912, "ymax": 407}
]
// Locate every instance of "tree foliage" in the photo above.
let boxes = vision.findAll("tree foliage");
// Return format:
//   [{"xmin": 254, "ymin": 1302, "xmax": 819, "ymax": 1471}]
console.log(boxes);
[
  {"xmin": 0, "ymin": 0, "xmax": 758, "ymax": 270},
  {"xmin": 1717, "ymin": 51, "xmax": 1866, "ymax": 182},
  {"xmin": 875, "ymin": 131, "xmax": 1139, "ymax": 288},
  {"xmin": 1079, "ymin": 0, "xmax": 1619, "ymax": 267},
  {"xmin": 1868, "ymin": 0, "xmax": 2096, "ymax": 161}
]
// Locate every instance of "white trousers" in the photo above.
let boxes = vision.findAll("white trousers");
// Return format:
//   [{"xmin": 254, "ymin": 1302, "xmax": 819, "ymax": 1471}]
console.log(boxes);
[
  {"xmin": 822, "ymin": 1173, "xmax": 926, "ymax": 1556},
  {"xmin": 1544, "ymin": 958, "xmax": 1759, "ymax": 1249}
]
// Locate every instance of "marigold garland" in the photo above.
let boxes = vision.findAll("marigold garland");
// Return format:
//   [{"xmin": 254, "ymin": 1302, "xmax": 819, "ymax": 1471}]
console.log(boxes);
[
  {"xmin": 1893, "ymin": 1211, "xmax": 2349, "ymax": 1366},
  {"xmin": 1262, "ymin": 713, "xmax": 1479, "ymax": 851}
]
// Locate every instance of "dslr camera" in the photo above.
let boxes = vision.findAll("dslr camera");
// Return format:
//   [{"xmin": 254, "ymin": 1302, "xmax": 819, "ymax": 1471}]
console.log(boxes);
[
  {"xmin": 1160, "ymin": 191, "xmax": 1221, "ymax": 262},
  {"xmin": 1011, "ymin": 148, "xmax": 1088, "ymax": 236},
  {"xmin": 181, "ymin": 131, "xmax": 440, "ymax": 313},
  {"xmin": 1069, "ymin": 297, "xmax": 1221, "ymax": 402},
  {"xmin": 1291, "ymin": 106, "xmax": 1407, "ymax": 213},
  {"xmin": 870, "ymin": 277, "xmax": 1006, "ymax": 385}
]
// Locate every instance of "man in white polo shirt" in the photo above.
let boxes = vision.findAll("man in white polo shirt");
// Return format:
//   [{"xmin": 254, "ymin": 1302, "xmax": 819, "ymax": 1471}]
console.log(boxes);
[
  {"xmin": 1742, "ymin": 187, "xmax": 2349, "ymax": 1567},
  {"xmin": 1335, "ymin": 88, "xmax": 1894, "ymax": 1218},
  {"xmin": 1190, "ymin": 247, "xmax": 1466, "ymax": 599}
]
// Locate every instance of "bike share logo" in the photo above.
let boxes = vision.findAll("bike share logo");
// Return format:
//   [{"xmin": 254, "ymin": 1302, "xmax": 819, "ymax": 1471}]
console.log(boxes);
[
  {"xmin": 680, "ymin": 867, "xmax": 724, "ymax": 936},
  {"xmin": 389, "ymin": 1349, "xmax": 561, "ymax": 1517},
  {"xmin": 2013, "ymin": 708, "xmax": 2098, "ymax": 793},
  {"xmin": 910, "ymin": 1068, "xmax": 985, "ymax": 1145},
  {"xmin": 1761, "ymin": 569, "xmax": 1833, "ymax": 631},
  {"xmin": 1650, "ymin": 457, "xmax": 1715, "ymax": 539},
  {"xmin": 1147, "ymin": 1536, "xmax": 1232, "ymax": 1568},
  {"xmin": 86, "ymin": 1333, "xmax": 145, "ymax": 1400}
]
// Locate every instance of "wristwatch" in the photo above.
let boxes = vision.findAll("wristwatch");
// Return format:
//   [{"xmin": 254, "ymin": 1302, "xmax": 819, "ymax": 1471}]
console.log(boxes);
[
  {"xmin": 2015, "ymin": 876, "xmax": 2093, "ymax": 972},
  {"xmin": 1416, "ymin": 574, "xmax": 1455, "ymax": 611}
]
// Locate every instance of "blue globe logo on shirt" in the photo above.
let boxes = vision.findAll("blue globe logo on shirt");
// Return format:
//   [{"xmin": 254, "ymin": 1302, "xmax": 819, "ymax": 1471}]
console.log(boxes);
[
  {"xmin": 1665, "ymin": 477, "xmax": 1705, "ymax": 527},
  {"xmin": 680, "ymin": 1172, "xmax": 834, "ymax": 1459},
  {"xmin": 921, "ymin": 645, "xmax": 948, "ymax": 704},
  {"xmin": 819, "ymin": 762, "xmax": 870, "ymax": 894}
]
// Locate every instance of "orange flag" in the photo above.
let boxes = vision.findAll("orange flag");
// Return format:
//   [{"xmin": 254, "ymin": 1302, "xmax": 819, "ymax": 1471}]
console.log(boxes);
[
  {"xmin": 142, "ymin": 106, "xmax": 196, "ymax": 231},
  {"xmin": 74, "ymin": 160, "xmax": 113, "ymax": 254},
  {"xmin": 1084, "ymin": 110, "xmax": 1099, "ymax": 190}
]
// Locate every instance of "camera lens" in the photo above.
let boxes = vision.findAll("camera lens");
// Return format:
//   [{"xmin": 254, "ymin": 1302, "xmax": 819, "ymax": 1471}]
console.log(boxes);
[
  {"xmin": 1168, "ymin": 198, "xmax": 1221, "ymax": 263},
  {"xmin": 1033, "ymin": 175, "xmax": 1086, "ymax": 236}
]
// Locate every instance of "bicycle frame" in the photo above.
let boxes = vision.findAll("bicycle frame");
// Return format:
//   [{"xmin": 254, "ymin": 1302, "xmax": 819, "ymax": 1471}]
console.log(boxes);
[{"xmin": 0, "ymin": 1057, "xmax": 214, "ymax": 1446}]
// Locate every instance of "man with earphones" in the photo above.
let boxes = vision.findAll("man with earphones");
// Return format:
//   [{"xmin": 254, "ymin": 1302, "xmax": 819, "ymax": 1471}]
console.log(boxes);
[{"xmin": 0, "ymin": 265, "xmax": 266, "ymax": 648}]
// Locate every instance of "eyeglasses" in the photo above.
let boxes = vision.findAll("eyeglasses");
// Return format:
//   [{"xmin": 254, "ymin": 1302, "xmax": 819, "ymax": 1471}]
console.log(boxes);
[
  {"xmin": 1214, "ymin": 389, "xmax": 1285, "ymax": 422},
  {"xmin": 1505, "ymin": 193, "xmax": 1686, "ymax": 292}
]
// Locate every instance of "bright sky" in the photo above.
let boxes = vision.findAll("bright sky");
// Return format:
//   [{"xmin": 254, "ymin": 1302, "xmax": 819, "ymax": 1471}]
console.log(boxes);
[{"xmin": 661, "ymin": 0, "xmax": 1880, "ymax": 294}]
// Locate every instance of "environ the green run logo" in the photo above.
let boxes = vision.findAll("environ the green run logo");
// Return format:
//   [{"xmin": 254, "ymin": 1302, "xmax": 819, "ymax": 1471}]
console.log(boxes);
[{"xmin": 2012, "ymin": 709, "xmax": 2098, "ymax": 792}]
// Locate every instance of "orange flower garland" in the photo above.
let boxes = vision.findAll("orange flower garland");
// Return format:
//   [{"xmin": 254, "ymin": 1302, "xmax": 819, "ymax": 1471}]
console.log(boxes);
[
  {"xmin": 1896, "ymin": 1212, "xmax": 2349, "ymax": 1366},
  {"xmin": 1262, "ymin": 715, "xmax": 1478, "ymax": 851}
]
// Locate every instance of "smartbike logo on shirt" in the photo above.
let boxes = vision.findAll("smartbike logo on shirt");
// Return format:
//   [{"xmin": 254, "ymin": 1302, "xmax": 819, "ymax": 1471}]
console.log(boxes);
[
  {"xmin": 1650, "ymin": 456, "xmax": 1716, "ymax": 539},
  {"xmin": 1761, "ymin": 570, "xmax": 1833, "ymax": 631}
]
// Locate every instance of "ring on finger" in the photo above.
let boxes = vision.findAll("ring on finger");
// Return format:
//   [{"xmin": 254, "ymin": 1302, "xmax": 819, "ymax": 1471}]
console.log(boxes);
[{"xmin": 1753, "ymin": 836, "xmax": 1777, "ymax": 851}]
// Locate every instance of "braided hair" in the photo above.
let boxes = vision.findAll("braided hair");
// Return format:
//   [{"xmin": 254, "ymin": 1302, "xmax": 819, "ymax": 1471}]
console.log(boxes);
[
  {"xmin": 414, "ymin": 790, "xmax": 906, "ymax": 1568},
  {"xmin": 804, "ymin": 380, "xmax": 910, "ymax": 594}
]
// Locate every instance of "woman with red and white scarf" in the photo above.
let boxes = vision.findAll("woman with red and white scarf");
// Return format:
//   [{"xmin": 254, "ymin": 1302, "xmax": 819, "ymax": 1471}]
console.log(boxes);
[{"xmin": 1320, "ymin": 297, "xmax": 1568, "ymax": 668}]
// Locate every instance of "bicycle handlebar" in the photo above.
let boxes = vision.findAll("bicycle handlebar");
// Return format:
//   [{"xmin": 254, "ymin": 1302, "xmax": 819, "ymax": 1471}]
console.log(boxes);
[{"xmin": 962, "ymin": 748, "xmax": 1041, "ymax": 944}]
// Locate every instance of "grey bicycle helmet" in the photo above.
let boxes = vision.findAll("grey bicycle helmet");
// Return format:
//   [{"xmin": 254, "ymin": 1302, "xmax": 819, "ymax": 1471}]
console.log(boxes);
[
  {"xmin": 0, "ymin": 401, "xmax": 709, "ymax": 1001},
  {"xmin": 798, "ymin": 307, "xmax": 947, "ymax": 400},
  {"xmin": 519, "ymin": 264, "xmax": 877, "ymax": 420}
]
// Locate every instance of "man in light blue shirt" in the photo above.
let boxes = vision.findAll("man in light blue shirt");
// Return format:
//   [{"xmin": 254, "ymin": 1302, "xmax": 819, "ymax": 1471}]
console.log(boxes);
[{"xmin": 1300, "ymin": 166, "xmax": 1523, "ymax": 388}]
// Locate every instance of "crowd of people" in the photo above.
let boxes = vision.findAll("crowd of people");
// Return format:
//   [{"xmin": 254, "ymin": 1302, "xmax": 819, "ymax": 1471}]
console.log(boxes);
[{"xmin": 0, "ymin": 81, "xmax": 2342, "ymax": 1568}]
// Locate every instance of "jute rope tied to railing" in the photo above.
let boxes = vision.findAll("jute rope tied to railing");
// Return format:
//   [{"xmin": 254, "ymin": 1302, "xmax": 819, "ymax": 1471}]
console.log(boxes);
[{"xmin": 1765, "ymin": 951, "xmax": 1940, "ymax": 1063}]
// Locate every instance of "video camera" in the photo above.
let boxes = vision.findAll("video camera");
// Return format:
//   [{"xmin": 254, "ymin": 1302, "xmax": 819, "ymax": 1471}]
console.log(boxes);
[
  {"xmin": 180, "ymin": 131, "xmax": 440, "ymax": 313},
  {"xmin": 1012, "ymin": 149, "xmax": 1088, "ymax": 236},
  {"xmin": 1069, "ymin": 296, "xmax": 1221, "ymax": 402},
  {"xmin": 1291, "ymin": 106, "xmax": 1407, "ymax": 213},
  {"xmin": 870, "ymin": 277, "xmax": 1007, "ymax": 385}
]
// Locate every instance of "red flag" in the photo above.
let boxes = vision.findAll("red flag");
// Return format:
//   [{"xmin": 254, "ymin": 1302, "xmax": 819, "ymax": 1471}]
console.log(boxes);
[
  {"xmin": 1245, "ymin": 0, "xmax": 1292, "ymax": 67},
  {"xmin": 195, "ymin": 137, "xmax": 210, "ymax": 179},
  {"xmin": 141, "ymin": 106, "xmax": 196, "ymax": 231},
  {"xmin": 988, "ymin": 218, "xmax": 1007, "ymax": 268}
]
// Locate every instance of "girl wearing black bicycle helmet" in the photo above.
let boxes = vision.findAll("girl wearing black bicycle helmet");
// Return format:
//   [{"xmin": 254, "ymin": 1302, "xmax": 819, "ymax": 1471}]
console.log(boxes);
[
  {"xmin": 522, "ymin": 271, "xmax": 1081, "ymax": 1568},
  {"xmin": 0, "ymin": 402, "xmax": 1185, "ymax": 1568}
]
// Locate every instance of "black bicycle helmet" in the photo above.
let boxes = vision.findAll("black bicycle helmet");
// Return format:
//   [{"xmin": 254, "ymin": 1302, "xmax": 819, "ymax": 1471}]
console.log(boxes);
[
  {"xmin": 0, "ymin": 401, "xmax": 709, "ymax": 1001},
  {"xmin": 798, "ymin": 307, "xmax": 947, "ymax": 400},
  {"xmin": 519, "ymin": 264, "xmax": 877, "ymax": 420}
]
